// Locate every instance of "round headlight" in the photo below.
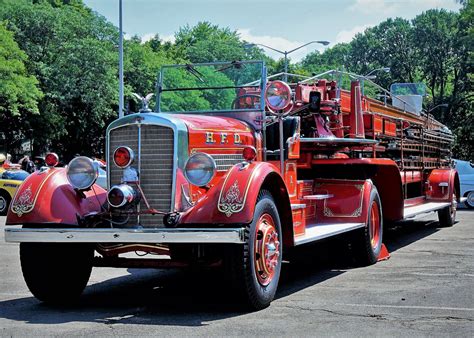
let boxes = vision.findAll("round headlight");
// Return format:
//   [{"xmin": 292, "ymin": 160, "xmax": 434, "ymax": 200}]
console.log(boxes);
[
  {"xmin": 184, "ymin": 153, "xmax": 216, "ymax": 187},
  {"xmin": 265, "ymin": 80, "xmax": 292, "ymax": 111},
  {"xmin": 67, "ymin": 156, "xmax": 98, "ymax": 190}
]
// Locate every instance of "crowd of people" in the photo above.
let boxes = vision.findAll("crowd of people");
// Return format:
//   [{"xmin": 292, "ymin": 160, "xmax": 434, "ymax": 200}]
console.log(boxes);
[{"xmin": 0, "ymin": 153, "xmax": 36, "ymax": 173}]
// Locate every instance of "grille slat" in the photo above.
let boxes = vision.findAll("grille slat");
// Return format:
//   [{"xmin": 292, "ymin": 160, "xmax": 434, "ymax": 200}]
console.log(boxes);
[
  {"xmin": 109, "ymin": 124, "xmax": 174, "ymax": 228},
  {"xmin": 211, "ymin": 154, "xmax": 243, "ymax": 171}
]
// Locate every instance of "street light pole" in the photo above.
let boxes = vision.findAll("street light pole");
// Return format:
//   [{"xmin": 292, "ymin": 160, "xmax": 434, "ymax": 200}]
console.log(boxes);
[
  {"xmin": 246, "ymin": 40, "xmax": 330, "ymax": 82},
  {"xmin": 118, "ymin": 0, "xmax": 124, "ymax": 118}
]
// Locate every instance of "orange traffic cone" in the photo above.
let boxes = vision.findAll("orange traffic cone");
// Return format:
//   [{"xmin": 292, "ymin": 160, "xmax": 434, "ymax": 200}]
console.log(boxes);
[{"xmin": 377, "ymin": 243, "xmax": 390, "ymax": 261}]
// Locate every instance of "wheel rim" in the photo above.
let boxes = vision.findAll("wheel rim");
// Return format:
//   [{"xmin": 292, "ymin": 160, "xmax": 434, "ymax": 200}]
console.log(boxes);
[
  {"xmin": 369, "ymin": 201, "xmax": 381, "ymax": 250},
  {"xmin": 467, "ymin": 191, "xmax": 474, "ymax": 207},
  {"xmin": 0, "ymin": 196, "xmax": 6, "ymax": 213},
  {"xmin": 254, "ymin": 213, "xmax": 280, "ymax": 286}
]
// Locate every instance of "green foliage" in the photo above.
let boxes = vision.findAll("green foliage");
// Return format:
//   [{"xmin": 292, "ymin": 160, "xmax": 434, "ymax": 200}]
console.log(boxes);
[
  {"xmin": 0, "ymin": 0, "xmax": 118, "ymax": 158},
  {"xmin": 0, "ymin": 0, "xmax": 471, "ymax": 161},
  {"xmin": 0, "ymin": 22, "xmax": 43, "ymax": 153}
]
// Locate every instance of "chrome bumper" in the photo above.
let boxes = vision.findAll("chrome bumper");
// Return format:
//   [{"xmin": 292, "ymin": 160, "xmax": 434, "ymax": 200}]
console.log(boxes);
[{"xmin": 4, "ymin": 227, "xmax": 245, "ymax": 244}]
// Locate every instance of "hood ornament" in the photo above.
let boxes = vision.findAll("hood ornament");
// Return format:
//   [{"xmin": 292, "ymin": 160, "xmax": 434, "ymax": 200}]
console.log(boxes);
[{"xmin": 132, "ymin": 93, "xmax": 154, "ymax": 113}]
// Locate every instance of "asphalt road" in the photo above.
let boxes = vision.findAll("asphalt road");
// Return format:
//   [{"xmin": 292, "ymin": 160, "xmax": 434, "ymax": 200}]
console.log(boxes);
[{"xmin": 0, "ymin": 211, "xmax": 473, "ymax": 336}]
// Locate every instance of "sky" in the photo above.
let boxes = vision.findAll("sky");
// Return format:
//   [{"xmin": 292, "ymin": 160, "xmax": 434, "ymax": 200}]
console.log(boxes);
[{"xmin": 83, "ymin": 0, "xmax": 462, "ymax": 62}]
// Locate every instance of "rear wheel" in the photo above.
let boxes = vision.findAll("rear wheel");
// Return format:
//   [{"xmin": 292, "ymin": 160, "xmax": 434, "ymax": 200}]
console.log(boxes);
[
  {"xmin": 352, "ymin": 187, "xmax": 383, "ymax": 266},
  {"xmin": 228, "ymin": 191, "xmax": 282, "ymax": 310},
  {"xmin": 20, "ymin": 242, "xmax": 93, "ymax": 304},
  {"xmin": 0, "ymin": 191, "xmax": 11, "ymax": 215},
  {"xmin": 438, "ymin": 192, "xmax": 457, "ymax": 227}
]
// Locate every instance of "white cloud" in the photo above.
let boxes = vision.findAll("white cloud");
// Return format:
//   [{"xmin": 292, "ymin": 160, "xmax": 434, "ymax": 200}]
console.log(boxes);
[
  {"xmin": 141, "ymin": 33, "xmax": 175, "ymax": 43},
  {"xmin": 237, "ymin": 28, "xmax": 329, "ymax": 62},
  {"xmin": 349, "ymin": 0, "xmax": 461, "ymax": 15},
  {"xmin": 335, "ymin": 24, "xmax": 373, "ymax": 44},
  {"xmin": 349, "ymin": 0, "xmax": 399, "ymax": 15}
]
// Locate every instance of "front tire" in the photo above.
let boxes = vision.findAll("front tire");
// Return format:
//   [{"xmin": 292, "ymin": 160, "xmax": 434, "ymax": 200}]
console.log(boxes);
[
  {"xmin": 20, "ymin": 243, "xmax": 93, "ymax": 304},
  {"xmin": 464, "ymin": 191, "xmax": 474, "ymax": 209},
  {"xmin": 352, "ymin": 186, "xmax": 383, "ymax": 266},
  {"xmin": 0, "ymin": 191, "xmax": 11, "ymax": 216},
  {"xmin": 228, "ymin": 191, "xmax": 282, "ymax": 310}
]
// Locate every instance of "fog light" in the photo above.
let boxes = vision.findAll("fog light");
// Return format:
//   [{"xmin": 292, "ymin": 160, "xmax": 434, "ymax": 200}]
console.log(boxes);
[{"xmin": 108, "ymin": 184, "xmax": 139, "ymax": 208}]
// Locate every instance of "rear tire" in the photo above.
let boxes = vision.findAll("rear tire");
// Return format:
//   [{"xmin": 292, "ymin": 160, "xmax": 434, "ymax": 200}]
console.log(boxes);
[
  {"xmin": 352, "ymin": 186, "xmax": 383, "ymax": 266},
  {"xmin": 438, "ymin": 192, "xmax": 457, "ymax": 227},
  {"xmin": 227, "ymin": 190, "xmax": 282, "ymax": 310},
  {"xmin": 0, "ymin": 191, "xmax": 11, "ymax": 216},
  {"xmin": 20, "ymin": 243, "xmax": 93, "ymax": 304}
]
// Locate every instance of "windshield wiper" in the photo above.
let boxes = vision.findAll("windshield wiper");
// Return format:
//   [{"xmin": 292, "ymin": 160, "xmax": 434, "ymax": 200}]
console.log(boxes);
[
  {"xmin": 185, "ymin": 64, "xmax": 205, "ymax": 83},
  {"xmin": 215, "ymin": 60, "xmax": 244, "ymax": 72}
]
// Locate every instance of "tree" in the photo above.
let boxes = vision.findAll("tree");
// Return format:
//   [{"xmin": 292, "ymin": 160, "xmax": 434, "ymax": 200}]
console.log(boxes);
[
  {"xmin": 412, "ymin": 9, "xmax": 458, "ymax": 106},
  {"xmin": 0, "ymin": 0, "xmax": 118, "ymax": 158},
  {"xmin": 175, "ymin": 22, "xmax": 248, "ymax": 63},
  {"xmin": 0, "ymin": 23, "xmax": 43, "ymax": 154}
]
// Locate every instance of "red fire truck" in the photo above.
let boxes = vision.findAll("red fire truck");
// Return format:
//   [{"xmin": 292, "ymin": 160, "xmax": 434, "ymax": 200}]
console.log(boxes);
[{"xmin": 5, "ymin": 61, "xmax": 460, "ymax": 310}]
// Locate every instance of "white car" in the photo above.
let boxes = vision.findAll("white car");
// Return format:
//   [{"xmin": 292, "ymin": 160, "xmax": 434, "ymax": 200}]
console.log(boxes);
[
  {"xmin": 96, "ymin": 166, "xmax": 107, "ymax": 190},
  {"xmin": 454, "ymin": 159, "xmax": 474, "ymax": 208}
]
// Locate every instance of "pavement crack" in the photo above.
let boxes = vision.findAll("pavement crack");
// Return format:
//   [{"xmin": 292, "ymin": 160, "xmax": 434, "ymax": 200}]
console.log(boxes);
[{"xmin": 279, "ymin": 304, "xmax": 387, "ymax": 320}]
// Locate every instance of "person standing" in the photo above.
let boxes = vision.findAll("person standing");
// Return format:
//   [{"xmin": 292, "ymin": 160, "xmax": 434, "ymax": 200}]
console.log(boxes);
[{"xmin": 19, "ymin": 155, "xmax": 35, "ymax": 173}]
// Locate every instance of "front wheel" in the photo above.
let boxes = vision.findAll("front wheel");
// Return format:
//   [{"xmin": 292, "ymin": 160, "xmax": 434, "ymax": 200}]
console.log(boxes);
[
  {"xmin": 0, "ymin": 191, "xmax": 11, "ymax": 216},
  {"xmin": 228, "ymin": 191, "xmax": 282, "ymax": 310},
  {"xmin": 20, "ymin": 243, "xmax": 93, "ymax": 304},
  {"xmin": 352, "ymin": 186, "xmax": 383, "ymax": 266},
  {"xmin": 438, "ymin": 192, "xmax": 457, "ymax": 227}
]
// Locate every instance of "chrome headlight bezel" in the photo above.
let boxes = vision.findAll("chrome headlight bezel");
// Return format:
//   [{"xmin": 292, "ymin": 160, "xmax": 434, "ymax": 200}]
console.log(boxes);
[
  {"xmin": 66, "ymin": 156, "xmax": 99, "ymax": 191},
  {"xmin": 184, "ymin": 152, "xmax": 216, "ymax": 187}
]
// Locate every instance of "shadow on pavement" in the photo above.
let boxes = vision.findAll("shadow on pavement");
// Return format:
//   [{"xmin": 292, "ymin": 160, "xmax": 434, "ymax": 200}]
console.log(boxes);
[{"xmin": 0, "ymin": 218, "xmax": 444, "ymax": 326}]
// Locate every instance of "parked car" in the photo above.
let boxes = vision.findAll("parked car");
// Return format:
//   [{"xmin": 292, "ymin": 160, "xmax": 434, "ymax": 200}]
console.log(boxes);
[
  {"xmin": 0, "ymin": 170, "xmax": 29, "ymax": 215},
  {"xmin": 96, "ymin": 166, "xmax": 107, "ymax": 189},
  {"xmin": 454, "ymin": 159, "xmax": 474, "ymax": 208}
]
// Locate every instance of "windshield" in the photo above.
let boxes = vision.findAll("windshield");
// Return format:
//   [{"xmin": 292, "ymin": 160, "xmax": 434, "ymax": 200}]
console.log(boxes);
[
  {"xmin": 390, "ymin": 83, "xmax": 426, "ymax": 96},
  {"xmin": 157, "ymin": 60, "xmax": 266, "ymax": 114}
]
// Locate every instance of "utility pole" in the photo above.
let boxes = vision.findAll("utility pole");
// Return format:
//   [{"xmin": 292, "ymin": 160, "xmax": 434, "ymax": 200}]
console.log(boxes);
[{"xmin": 118, "ymin": 0, "xmax": 124, "ymax": 118}]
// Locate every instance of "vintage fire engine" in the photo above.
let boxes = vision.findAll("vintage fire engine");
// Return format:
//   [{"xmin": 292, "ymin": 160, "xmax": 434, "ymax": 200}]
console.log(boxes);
[{"xmin": 5, "ymin": 61, "xmax": 460, "ymax": 310}]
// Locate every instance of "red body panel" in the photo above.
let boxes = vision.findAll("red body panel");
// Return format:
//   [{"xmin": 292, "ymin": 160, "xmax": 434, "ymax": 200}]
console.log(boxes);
[
  {"xmin": 312, "ymin": 158, "xmax": 404, "ymax": 221},
  {"xmin": 6, "ymin": 168, "xmax": 106, "ymax": 226},
  {"xmin": 313, "ymin": 179, "xmax": 374, "ymax": 224},
  {"xmin": 179, "ymin": 161, "xmax": 287, "ymax": 225}
]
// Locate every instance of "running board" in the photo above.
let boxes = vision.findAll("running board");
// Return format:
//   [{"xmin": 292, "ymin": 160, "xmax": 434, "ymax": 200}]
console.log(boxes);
[
  {"xmin": 294, "ymin": 222, "xmax": 365, "ymax": 246},
  {"xmin": 403, "ymin": 202, "xmax": 450, "ymax": 219}
]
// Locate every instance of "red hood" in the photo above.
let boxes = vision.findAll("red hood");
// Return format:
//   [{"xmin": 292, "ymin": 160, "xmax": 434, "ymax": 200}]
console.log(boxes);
[{"xmin": 174, "ymin": 114, "xmax": 253, "ymax": 133}]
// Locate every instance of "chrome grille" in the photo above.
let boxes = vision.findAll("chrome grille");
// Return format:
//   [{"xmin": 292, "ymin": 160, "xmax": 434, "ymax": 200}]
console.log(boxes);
[
  {"xmin": 211, "ymin": 154, "xmax": 243, "ymax": 171},
  {"xmin": 109, "ymin": 124, "xmax": 174, "ymax": 228}
]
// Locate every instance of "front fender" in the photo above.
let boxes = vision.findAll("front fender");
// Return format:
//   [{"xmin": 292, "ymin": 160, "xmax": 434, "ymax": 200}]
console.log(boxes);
[
  {"xmin": 6, "ymin": 168, "xmax": 106, "ymax": 226},
  {"xmin": 179, "ymin": 161, "xmax": 286, "ymax": 225}
]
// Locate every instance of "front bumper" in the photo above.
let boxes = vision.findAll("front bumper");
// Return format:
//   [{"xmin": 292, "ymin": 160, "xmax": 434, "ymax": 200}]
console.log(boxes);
[{"xmin": 4, "ymin": 227, "xmax": 245, "ymax": 244}]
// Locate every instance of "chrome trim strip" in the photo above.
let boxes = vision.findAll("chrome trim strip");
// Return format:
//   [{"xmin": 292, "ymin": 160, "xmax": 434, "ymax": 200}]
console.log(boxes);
[
  {"xmin": 5, "ymin": 227, "xmax": 245, "ymax": 244},
  {"xmin": 291, "ymin": 204, "xmax": 306, "ymax": 210},
  {"xmin": 106, "ymin": 113, "xmax": 189, "ymax": 213},
  {"xmin": 403, "ymin": 202, "xmax": 451, "ymax": 219},
  {"xmin": 300, "ymin": 137, "xmax": 379, "ymax": 145}
]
